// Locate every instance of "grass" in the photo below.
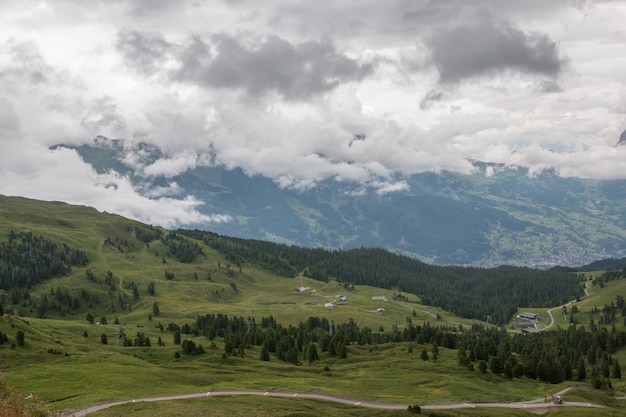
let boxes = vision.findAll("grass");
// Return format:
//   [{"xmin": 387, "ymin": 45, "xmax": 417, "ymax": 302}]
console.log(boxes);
[{"xmin": 1, "ymin": 195, "xmax": 626, "ymax": 416}]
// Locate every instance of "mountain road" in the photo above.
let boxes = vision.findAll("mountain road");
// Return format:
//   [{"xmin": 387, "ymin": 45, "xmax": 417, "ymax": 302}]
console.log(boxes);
[{"xmin": 62, "ymin": 387, "xmax": 606, "ymax": 416}]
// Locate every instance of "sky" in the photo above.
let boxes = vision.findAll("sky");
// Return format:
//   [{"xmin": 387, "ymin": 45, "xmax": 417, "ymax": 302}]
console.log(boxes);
[{"xmin": 0, "ymin": 0, "xmax": 625, "ymax": 227}]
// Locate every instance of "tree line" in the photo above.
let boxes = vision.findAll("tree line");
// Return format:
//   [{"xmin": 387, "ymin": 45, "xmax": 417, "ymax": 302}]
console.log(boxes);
[
  {"xmin": 151, "ymin": 310, "xmax": 622, "ymax": 389},
  {"xmin": 0, "ymin": 231, "xmax": 87, "ymax": 291},
  {"xmin": 177, "ymin": 229, "xmax": 583, "ymax": 324}
]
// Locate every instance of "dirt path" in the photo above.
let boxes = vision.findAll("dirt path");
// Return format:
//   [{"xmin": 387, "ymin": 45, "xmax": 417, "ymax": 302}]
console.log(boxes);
[
  {"xmin": 543, "ymin": 282, "xmax": 593, "ymax": 331},
  {"xmin": 62, "ymin": 387, "xmax": 606, "ymax": 416}
]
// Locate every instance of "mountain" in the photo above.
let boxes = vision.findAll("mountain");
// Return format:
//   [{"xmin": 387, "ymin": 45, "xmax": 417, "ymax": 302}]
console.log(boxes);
[
  {"xmin": 0, "ymin": 195, "xmax": 624, "ymax": 416},
  {"xmin": 53, "ymin": 137, "xmax": 626, "ymax": 267}
]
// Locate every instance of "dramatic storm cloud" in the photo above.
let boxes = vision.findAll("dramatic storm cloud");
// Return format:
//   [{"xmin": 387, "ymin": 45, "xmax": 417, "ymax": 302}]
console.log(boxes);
[
  {"xmin": 0, "ymin": 1, "xmax": 625, "ymax": 227},
  {"xmin": 117, "ymin": 30, "xmax": 374, "ymax": 99},
  {"xmin": 426, "ymin": 9, "xmax": 566, "ymax": 84}
]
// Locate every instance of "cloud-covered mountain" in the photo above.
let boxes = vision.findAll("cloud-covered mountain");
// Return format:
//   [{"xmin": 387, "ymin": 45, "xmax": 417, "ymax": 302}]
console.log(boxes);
[
  {"xmin": 3, "ymin": 1, "xmax": 626, "ymax": 267},
  {"xmin": 54, "ymin": 137, "xmax": 626, "ymax": 268}
]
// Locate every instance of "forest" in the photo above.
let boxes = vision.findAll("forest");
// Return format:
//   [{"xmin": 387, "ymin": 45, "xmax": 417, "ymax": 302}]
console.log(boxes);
[
  {"xmin": 0, "ymin": 230, "xmax": 87, "ymax": 291},
  {"xmin": 0, "ymin": 227, "xmax": 597, "ymax": 324},
  {"xmin": 159, "ymin": 306, "xmax": 625, "ymax": 388},
  {"xmin": 178, "ymin": 229, "xmax": 584, "ymax": 324}
]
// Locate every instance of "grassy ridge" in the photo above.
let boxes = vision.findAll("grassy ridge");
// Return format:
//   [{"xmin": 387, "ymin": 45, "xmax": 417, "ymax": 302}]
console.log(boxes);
[{"xmin": 0, "ymin": 195, "xmax": 626, "ymax": 416}]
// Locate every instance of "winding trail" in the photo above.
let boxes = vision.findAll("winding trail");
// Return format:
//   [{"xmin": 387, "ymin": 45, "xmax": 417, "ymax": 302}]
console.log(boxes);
[
  {"xmin": 543, "ymin": 282, "xmax": 592, "ymax": 331},
  {"xmin": 63, "ymin": 387, "xmax": 605, "ymax": 416}
]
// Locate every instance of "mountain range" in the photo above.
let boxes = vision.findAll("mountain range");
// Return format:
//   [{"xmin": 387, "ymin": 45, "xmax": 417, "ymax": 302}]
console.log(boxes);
[{"xmin": 53, "ymin": 137, "xmax": 626, "ymax": 267}]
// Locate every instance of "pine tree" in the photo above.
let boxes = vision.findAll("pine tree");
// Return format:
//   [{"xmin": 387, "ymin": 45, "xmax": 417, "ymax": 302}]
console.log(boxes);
[
  {"xmin": 305, "ymin": 343, "xmax": 319, "ymax": 364},
  {"xmin": 612, "ymin": 360, "xmax": 621, "ymax": 379},
  {"xmin": 15, "ymin": 331, "xmax": 25, "ymax": 347},
  {"xmin": 260, "ymin": 344, "xmax": 270, "ymax": 361},
  {"xmin": 577, "ymin": 358, "xmax": 587, "ymax": 381}
]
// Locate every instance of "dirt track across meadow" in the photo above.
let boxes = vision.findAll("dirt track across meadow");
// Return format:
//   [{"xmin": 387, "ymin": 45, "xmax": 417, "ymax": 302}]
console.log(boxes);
[{"xmin": 63, "ymin": 386, "xmax": 604, "ymax": 416}]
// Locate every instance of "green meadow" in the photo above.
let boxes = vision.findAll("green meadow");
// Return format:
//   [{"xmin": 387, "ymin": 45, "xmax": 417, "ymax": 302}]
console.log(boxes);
[{"xmin": 1, "ymin": 195, "xmax": 626, "ymax": 416}]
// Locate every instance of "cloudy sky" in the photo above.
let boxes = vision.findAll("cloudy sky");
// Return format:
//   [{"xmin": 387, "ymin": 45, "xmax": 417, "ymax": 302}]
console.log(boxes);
[{"xmin": 0, "ymin": 0, "xmax": 625, "ymax": 226}]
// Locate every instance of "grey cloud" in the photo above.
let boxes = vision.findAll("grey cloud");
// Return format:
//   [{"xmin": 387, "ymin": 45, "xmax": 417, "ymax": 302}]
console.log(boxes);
[
  {"xmin": 81, "ymin": 97, "xmax": 128, "ymax": 137},
  {"xmin": 116, "ymin": 29, "xmax": 375, "ymax": 100},
  {"xmin": 539, "ymin": 80, "xmax": 562, "ymax": 93},
  {"xmin": 420, "ymin": 89, "xmax": 444, "ymax": 110},
  {"xmin": 123, "ymin": 0, "xmax": 186, "ymax": 17},
  {"xmin": 0, "ymin": 39, "xmax": 53, "ymax": 87},
  {"xmin": 175, "ymin": 35, "xmax": 212, "ymax": 82},
  {"xmin": 116, "ymin": 29, "xmax": 173, "ymax": 75},
  {"xmin": 175, "ymin": 34, "xmax": 375, "ymax": 100},
  {"xmin": 0, "ymin": 99, "xmax": 20, "ymax": 139},
  {"xmin": 426, "ymin": 13, "xmax": 566, "ymax": 84}
]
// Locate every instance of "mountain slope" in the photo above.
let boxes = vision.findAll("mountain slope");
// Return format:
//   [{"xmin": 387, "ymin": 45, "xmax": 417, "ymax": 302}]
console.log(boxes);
[
  {"xmin": 0, "ymin": 195, "xmax": 583, "ymax": 325},
  {"xmin": 1, "ymin": 196, "xmax": 625, "ymax": 415},
  {"xmin": 54, "ymin": 138, "xmax": 626, "ymax": 266}
]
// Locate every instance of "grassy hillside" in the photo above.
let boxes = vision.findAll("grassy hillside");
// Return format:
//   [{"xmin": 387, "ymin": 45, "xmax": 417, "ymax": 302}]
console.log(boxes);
[{"xmin": 0, "ymin": 195, "xmax": 626, "ymax": 416}]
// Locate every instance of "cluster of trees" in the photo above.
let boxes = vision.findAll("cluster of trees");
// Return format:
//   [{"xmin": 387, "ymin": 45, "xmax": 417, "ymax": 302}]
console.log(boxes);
[
  {"xmin": 169, "ymin": 314, "xmax": 456, "ymax": 365},
  {"xmin": 0, "ymin": 231, "xmax": 87, "ymax": 290},
  {"xmin": 456, "ymin": 325, "xmax": 624, "ymax": 388},
  {"xmin": 9, "ymin": 267, "xmax": 137, "ymax": 318},
  {"xmin": 85, "ymin": 269, "xmax": 117, "ymax": 292},
  {"xmin": 150, "ymin": 310, "xmax": 623, "ymax": 388},
  {"xmin": 591, "ymin": 268, "xmax": 626, "ymax": 288},
  {"xmin": 103, "ymin": 236, "xmax": 138, "ymax": 253},
  {"xmin": 114, "ymin": 330, "xmax": 152, "ymax": 347},
  {"xmin": 162, "ymin": 231, "xmax": 206, "ymax": 263},
  {"xmin": 0, "ymin": 329, "xmax": 24, "ymax": 349},
  {"xmin": 129, "ymin": 224, "xmax": 163, "ymax": 245},
  {"xmin": 177, "ymin": 229, "xmax": 583, "ymax": 324},
  {"xmin": 181, "ymin": 339, "xmax": 205, "ymax": 355},
  {"xmin": 33, "ymin": 286, "xmax": 98, "ymax": 317},
  {"xmin": 576, "ymin": 257, "xmax": 626, "ymax": 272}
]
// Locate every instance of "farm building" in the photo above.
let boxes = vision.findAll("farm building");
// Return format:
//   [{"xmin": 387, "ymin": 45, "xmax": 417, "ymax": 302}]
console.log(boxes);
[
  {"xmin": 376, "ymin": 307, "xmax": 385, "ymax": 313},
  {"xmin": 372, "ymin": 296, "xmax": 386, "ymax": 301},
  {"xmin": 324, "ymin": 303, "xmax": 335, "ymax": 308},
  {"xmin": 517, "ymin": 312, "xmax": 540, "ymax": 321},
  {"xmin": 521, "ymin": 327, "xmax": 541, "ymax": 335},
  {"xmin": 513, "ymin": 321, "xmax": 537, "ymax": 329}
]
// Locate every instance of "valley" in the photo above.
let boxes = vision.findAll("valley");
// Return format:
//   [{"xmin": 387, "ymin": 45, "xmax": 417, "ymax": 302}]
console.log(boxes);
[{"xmin": 55, "ymin": 138, "xmax": 626, "ymax": 267}]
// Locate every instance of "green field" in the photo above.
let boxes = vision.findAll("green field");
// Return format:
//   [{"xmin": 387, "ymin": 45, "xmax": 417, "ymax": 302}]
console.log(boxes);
[{"xmin": 1, "ymin": 195, "xmax": 626, "ymax": 416}]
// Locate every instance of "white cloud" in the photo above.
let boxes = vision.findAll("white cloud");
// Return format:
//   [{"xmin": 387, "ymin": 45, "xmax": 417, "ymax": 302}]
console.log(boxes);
[
  {"xmin": 0, "ymin": 0, "xmax": 625, "ymax": 220},
  {"xmin": 0, "ymin": 141, "xmax": 230, "ymax": 228},
  {"xmin": 143, "ymin": 149, "xmax": 198, "ymax": 178}
]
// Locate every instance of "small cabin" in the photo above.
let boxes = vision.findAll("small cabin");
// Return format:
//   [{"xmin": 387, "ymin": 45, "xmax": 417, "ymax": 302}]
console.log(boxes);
[{"xmin": 372, "ymin": 296, "xmax": 386, "ymax": 302}]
